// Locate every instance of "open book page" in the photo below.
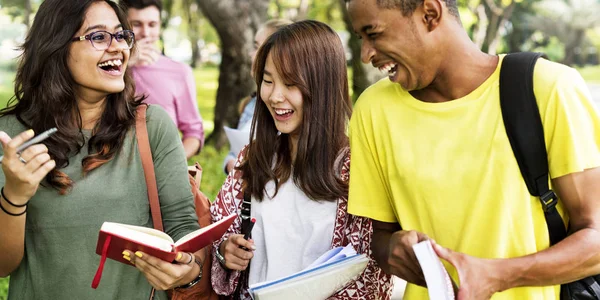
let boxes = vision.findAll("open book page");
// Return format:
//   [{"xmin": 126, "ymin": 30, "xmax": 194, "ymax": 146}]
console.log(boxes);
[
  {"xmin": 224, "ymin": 126, "xmax": 251, "ymax": 155},
  {"xmin": 173, "ymin": 213, "xmax": 237, "ymax": 252},
  {"xmin": 413, "ymin": 240, "xmax": 456, "ymax": 300},
  {"xmin": 249, "ymin": 254, "xmax": 368, "ymax": 300},
  {"xmin": 101, "ymin": 222, "xmax": 174, "ymax": 252}
]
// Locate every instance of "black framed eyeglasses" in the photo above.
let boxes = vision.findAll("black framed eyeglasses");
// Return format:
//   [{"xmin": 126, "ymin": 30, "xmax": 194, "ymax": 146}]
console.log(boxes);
[{"xmin": 71, "ymin": 30, "xmax": 135, "ymax": 51}]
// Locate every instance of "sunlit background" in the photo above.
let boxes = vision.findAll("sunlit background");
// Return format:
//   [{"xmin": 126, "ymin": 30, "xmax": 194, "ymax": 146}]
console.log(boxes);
[{"xmin": 1, "ymin": 0, "xmax": 599, "ymax": 298}]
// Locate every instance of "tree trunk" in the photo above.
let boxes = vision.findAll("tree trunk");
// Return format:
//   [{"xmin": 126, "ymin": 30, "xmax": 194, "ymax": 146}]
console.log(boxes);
[
  {"xmin": 339, "ymin": 0, "xmax": 384, "ymax": 102},
  {"xmin": 296, "ymin": 0, "xmax": 310, "ymax": 20},
  {"xmin": 187, "ymin": 3, "xmax": 201, "ymax": 68},
  {"xmin": 562, "ymin": 29, "xmax": 586, "ymax": 66},
  {"xmin": 486, "ymin": 2, "xmax": 515, "ymax": 55},
  {"xmin": 198, "ymin": 0, "xmax": 269, "ymax": 148},
  {"xmin": 481, "ymin": 13, "xmax": 499, "ymax": 53},
  {"xmin": 274, "ymin": 0, "xmax": 283, "ymax": 18},
  {"xmin": 161, "ymin": 0, "xmax": 176, "ymax": 54},
  {"xmin": 162, "ymin": 0, "xmax": 174, "ymax": 30},
  {"xmin": 23, "ymin": 0, "xmax": 31, "ymax": 29},
  {"xmin": 472, "ymin": 3, "xmax": 488, "ymax": 49},
  {"xmin": 472, "ymin": 0, "xmax": 516, "ymax": 54},
  {"xmin": 481, "ymin": 0, "xmax": 515, "ymax": 54},
  {"xmin": 189, "ymin": 36, "xmax": 201, "ymax": 68}
]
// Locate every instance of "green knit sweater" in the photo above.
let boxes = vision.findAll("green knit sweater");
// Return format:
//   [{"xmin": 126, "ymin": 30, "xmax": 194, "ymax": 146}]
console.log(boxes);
[{"xmin": 0, "ymin": 105, "xmax": 200, "ymax": 300}]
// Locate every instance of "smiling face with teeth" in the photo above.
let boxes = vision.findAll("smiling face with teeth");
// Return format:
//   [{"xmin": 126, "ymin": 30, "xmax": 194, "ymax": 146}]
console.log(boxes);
[
  {"xmin": 347, "ymin": 0, "xmax": 445, "ymax": 92},
  {"xmin": 260, "ymin": 52, "xmax": 304, "ymax": 142},
  {"xmin": 67, "ymin": 1, "xmax": 130, "ymax": 104},
  {"xmin": 244, "ymin": 20, "xmax": 352, "ymax": 201}
]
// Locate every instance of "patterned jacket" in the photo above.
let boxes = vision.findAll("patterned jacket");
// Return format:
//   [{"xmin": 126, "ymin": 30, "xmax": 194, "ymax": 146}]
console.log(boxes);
[{"xmin": 210, "ymin": 148, "xmax": 393, "ymax": 299}]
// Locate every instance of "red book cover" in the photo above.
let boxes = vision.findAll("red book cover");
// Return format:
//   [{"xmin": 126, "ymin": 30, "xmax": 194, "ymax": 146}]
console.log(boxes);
[{"xmin": 94, "ymin": 213, "xmax": 237, "ymax": 266}]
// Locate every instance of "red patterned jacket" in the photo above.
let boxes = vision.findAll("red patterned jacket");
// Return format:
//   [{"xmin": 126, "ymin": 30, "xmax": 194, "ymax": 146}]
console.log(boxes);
[{"xmin": 210, "ymin": 148, "xmax": 393, "ymax": 299}]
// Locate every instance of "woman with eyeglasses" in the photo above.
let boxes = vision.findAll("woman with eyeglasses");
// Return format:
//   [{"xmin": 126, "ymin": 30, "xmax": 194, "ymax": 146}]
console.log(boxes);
[{"xmin": 0, "ymin": 0, "xmax": 204, "ymax": 299}]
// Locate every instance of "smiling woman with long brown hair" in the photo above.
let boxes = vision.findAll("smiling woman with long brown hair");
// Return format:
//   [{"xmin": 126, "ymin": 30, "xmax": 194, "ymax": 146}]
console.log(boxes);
[
  {"xmin": 0, "ymin": 0, "xmax": 205, "ymax": 298},
  {"xmin": 210, "ymin": 20, "xmax": 393, "ymax": 299}
]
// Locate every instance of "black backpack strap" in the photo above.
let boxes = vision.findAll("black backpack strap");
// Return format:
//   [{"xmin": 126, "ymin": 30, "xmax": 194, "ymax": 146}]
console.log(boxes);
[{"xmin": 499, "ymin": 52, "xmax": 567, "ymax": 246}]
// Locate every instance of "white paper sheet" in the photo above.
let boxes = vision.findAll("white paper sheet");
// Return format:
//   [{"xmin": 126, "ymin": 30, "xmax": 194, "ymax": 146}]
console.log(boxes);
[{"xmin": 224, "ymin": 126, "xmax": 251, "ymax": 155}]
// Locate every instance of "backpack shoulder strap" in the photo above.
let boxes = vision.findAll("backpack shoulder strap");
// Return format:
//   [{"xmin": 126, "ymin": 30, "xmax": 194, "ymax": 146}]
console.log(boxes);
[
  {"xmin": 135, "ymin": 104, "xmax": 164, "ymax": 232},
  {"xmin": 499, "ymin": 52, "xmax": 566, "ymax": 245}
]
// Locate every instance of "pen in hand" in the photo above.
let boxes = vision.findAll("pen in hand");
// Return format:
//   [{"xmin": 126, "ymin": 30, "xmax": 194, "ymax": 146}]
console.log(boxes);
[
  {"xmin": 240, "ymin": 217, "xmax": 256, "ymax": 251},
  {"xmin": 243, "ymin": 217, "xmax": 256, "ymax": 240},
  {"xmin": 0, "ymin": 128, "xmax": 58, "ymax": 163}
]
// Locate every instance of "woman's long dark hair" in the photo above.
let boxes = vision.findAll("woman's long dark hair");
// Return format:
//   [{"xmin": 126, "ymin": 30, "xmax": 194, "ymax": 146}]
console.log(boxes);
[
  {"xmin": 239, "ymin": 20, "xmax": 352, "ymax": 202},
  {"xmin": 0, "ymin": 0, "xmax": 142, "ymax": 194}
]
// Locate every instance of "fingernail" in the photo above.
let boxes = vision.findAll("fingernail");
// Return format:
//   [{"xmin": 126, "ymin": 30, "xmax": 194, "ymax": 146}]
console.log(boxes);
[
  {"xmin": 26, "ymin": 129, "xmax": 34, "ymax": 136},
  {"xmin": 135, "ymin": 251, "xmax": 143, "ymax": 258},
  {"xmin": 176, "ymin": 252, "xmax": 182, "ymax": 260},
  {"xmin": 250, "ymin": 245, "xmax": 256, "ymax": 250},
  {"xmin": 122, "ymin": 251, "xmax": 130, "ymax": 256},
  {"xmin": 123, "ymin": 255, "xmax": 131, "ymax": 261}
]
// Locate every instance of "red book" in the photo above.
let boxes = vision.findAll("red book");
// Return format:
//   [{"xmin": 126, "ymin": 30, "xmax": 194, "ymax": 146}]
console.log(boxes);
[{"xmin": 91, "ymin": 214, "xmax": 236, "ymax": 288}]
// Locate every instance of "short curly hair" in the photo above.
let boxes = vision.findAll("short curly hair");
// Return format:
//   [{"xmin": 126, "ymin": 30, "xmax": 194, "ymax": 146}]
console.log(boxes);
[{"xmin": 349, "ymin": 0, "xmax": 460, "ymax": 19}]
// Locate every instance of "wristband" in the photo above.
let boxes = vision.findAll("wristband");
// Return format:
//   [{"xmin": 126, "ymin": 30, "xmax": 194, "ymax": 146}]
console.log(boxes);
[
  {"xmin": 1, "ymin": 187, "xmax": 28, "ymax": 208},
  {"xmin": 0, "ymin": 196, "xmax": 27, "ymax": 216},
  {"xmin": 215, "ymin": 239, "xmax": 228, "ymax": 268},
  {"xmin": 176, "ymin": 258, "xmax": 203, "ymax": 289}
]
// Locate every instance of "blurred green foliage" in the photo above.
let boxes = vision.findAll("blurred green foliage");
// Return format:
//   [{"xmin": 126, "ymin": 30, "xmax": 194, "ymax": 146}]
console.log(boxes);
[
  {"xmin": 0, "ymin": 277, "xmax": 7, "ymax": 300},
  {"xmin": 1, "ymin": 0, "xmax": 600, "ymax": 294}
]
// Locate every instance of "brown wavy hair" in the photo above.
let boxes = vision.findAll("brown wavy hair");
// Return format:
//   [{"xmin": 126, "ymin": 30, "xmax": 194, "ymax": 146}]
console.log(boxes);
[
  {"xmin": 0, "ymin": 0, "xmax": 142, "ymax": 194},
  {"xmin": 239, "ymin": 20, "xmax": 352, "ymax": 202}
]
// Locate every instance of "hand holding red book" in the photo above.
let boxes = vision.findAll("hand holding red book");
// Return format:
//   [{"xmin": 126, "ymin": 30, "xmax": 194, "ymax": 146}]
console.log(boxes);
[{"xmin": 91, "ymin": 213, "xmax": 237, "ymax": 288}]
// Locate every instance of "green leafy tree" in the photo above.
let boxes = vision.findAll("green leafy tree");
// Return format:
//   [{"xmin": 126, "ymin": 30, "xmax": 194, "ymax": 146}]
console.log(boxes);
[
  {"xmin": 270, "ymin": 0, "xmax": 310, "ymax": 20},
  {"xmin": 461, "ymin": 0, "xmax": 524, "ymax": 54},
  {"xmin": 527, "ymin": 0, "xmax": 600, "ymax": 65},
  {"xmin": 181, "ymin": 0, "xmax": 202, "ymax": 68},
  {"xmin": 0, "ymin": 0, "xmax": 40, "ymax": 29},
  {"xmin": 502, "ymin": 0, "xmax": 540, "ymax": 53}
]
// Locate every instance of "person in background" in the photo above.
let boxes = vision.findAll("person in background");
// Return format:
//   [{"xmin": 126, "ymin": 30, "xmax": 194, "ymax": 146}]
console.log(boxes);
[
  {"xmin": 222, "ymin": 19, "xmax": 292, "ymax": 175},
  {"xmin": 0, "ymin": 1, "xmax": 204, "ymax": 298},
  {"xmin": 345, "ymin": 0, "xmax": 600, "ymax": 299},
  {"xmin": 210, "ymin": 20, "xmax": 393, "ymax": 299},
  {"xmin": 121, "ymin": 0, "xmax": 204, "ymax": 159}
]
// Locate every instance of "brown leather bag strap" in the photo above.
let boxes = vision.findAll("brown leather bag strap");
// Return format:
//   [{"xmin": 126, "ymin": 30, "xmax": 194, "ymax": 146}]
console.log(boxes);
[{"xmin": 135, "ymin": 105, "xmax": 164, "ymax": 232}]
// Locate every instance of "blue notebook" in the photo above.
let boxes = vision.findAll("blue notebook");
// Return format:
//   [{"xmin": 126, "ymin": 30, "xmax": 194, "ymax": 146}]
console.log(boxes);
[{"xmin": 248, "ymin": 245, "xmax": 368, "ymax": 300}]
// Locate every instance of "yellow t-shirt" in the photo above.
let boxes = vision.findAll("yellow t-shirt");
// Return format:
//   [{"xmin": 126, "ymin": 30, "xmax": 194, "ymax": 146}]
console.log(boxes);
[{"xmin": 348, "ymin": 55, "xmax": 600, "ymax": 299}]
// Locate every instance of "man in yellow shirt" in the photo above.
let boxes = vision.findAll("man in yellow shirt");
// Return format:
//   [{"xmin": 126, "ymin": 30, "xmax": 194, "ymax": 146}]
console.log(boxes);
[{"xmin": 345, "ymin": 0, "xmax": 600, "ymax": 299}]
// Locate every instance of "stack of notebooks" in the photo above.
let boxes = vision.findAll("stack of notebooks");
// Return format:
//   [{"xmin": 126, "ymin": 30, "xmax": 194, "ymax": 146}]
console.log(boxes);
[{"xmin": 248, "ymin": 244, "xmax": 368, "ymax": 300}]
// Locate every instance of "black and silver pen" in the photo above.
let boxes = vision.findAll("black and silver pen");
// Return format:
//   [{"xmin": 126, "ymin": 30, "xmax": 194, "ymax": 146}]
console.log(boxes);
[
  {"xmin": 243, "ymin": 217, "xmax": 256, "ymax": 240},
  {"xmin": 240, "ymin": 217, "xmax": 256, "ymax": 251},
  {"xmin": 0, "ymin": 128, "xmax": 58, "ymax": 163}
]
